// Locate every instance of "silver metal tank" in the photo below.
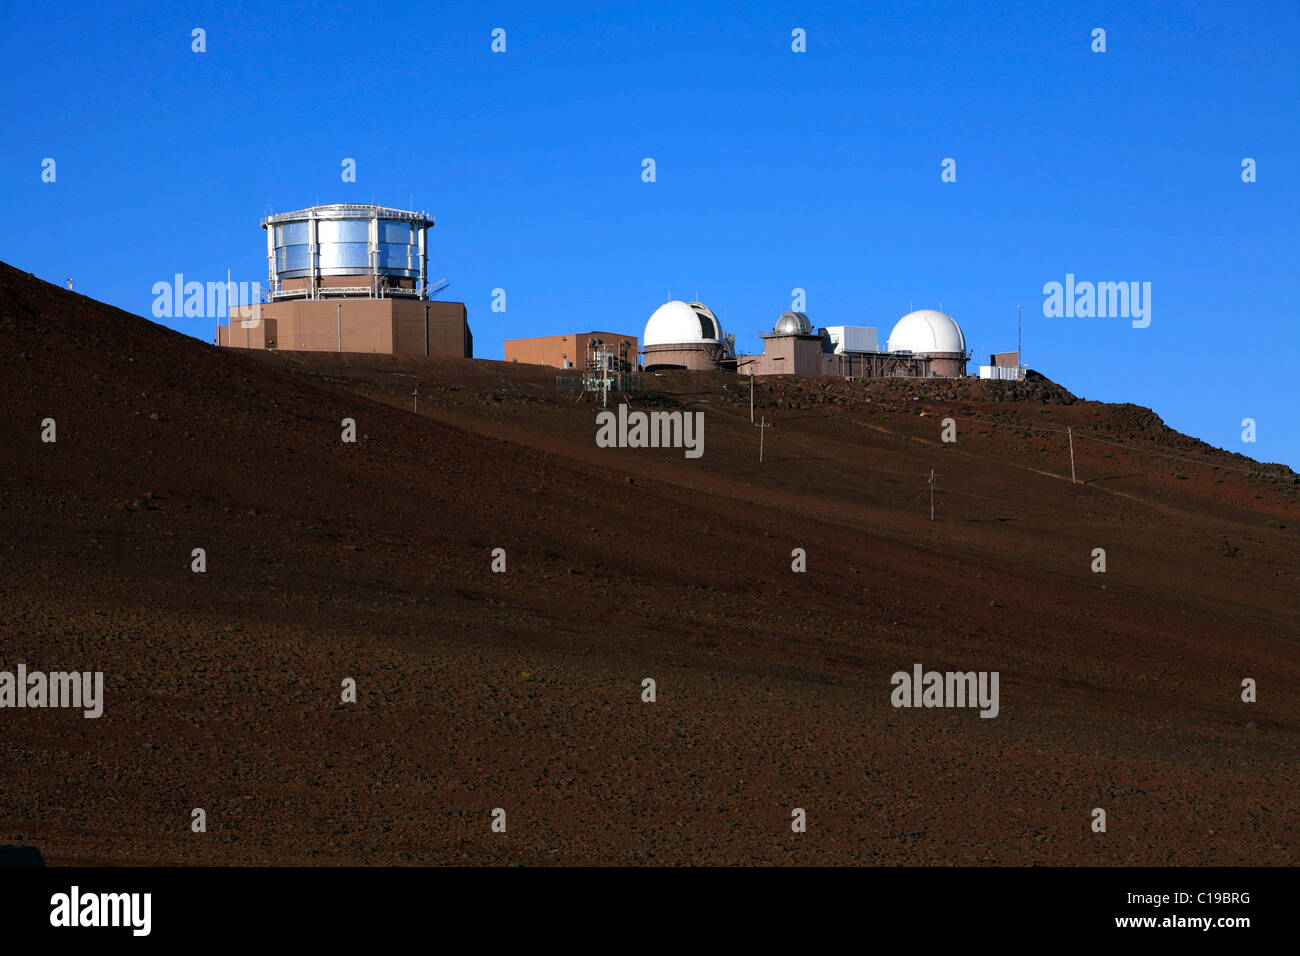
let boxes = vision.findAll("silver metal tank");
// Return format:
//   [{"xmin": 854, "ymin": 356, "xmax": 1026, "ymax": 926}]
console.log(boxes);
[{"xmin": 261, "ymin": 204, "xmax": 433, "ymax": 299}]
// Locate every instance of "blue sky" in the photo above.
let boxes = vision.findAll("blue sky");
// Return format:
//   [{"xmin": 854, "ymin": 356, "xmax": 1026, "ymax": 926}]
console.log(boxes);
[{"xmin": 2, "ymin": 0, "xmax": 1297, "ymax": 466}]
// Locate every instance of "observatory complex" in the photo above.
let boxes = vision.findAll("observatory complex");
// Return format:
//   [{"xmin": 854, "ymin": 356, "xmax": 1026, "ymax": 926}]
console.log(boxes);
[
  {"xmin": 217, "ymin": 204, "xmax": 472, "ymax": 357},
  {"xmin": 740, "ymin": 306, "xmax": 977, "ymax": 378},
  {"xmin": 744, "ymin": 311, "xmax": 930, "ymax": 377},
  {"xmin": 212, "ymin": 203, "xmax": 1018, "ymax": 380},
  {"xmin": 505, "ymin": 300, "xmax": 1015, "ymax": 381}
]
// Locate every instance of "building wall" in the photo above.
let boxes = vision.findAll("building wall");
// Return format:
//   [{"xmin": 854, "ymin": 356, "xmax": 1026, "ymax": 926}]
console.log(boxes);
[
  {"xmin": 746, "ymin": 335, "xmax": 826, "ymax": 376},
  {"xmin": 924, "ymin": 352, "xmax": 967, "ymax": 377},
  {"xmin": 747, "ymin": 335, "xmax": 933, "ymax": 378},
  {"xmin": 991, "ymin": 351, "xmax": 1020, "ymax": 368},
  {"xmin": 505, "ymin": 332, "xmax": 639, "ymax": 369},
  {"xmin": 393, "ymin": 301, "xmax": 470, "ymax": 357},
  {"xmin": 262, "ymin": 300, "xmax": 393, "ymax": 352},
  {"xmin": 824, "ymin": 325, "xmax": 879, "ymax": 354},
  {"xmin": 642, "ymin": 343, "xmax": 726, "ymax": 372},
  {"xmin": 218, "ymin": 299, "xmax": 471, "ymax": 357},
  {"xmin": 224, "ymin": 313, "xmax": 275, "ymax": 349},
  {"xmin": 505, "ymin": 333, "xmax": 580, "ymax": 368},
  {"xmin": 980, "ymin": 364, "xmax": 1026, "ymax": 381}
]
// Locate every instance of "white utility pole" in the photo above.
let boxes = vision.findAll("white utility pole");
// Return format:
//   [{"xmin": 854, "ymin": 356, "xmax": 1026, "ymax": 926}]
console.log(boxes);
[
  {"xmin": 413, "ymin": 385, "xmax": 419, "ymax": 413},
  {"xmin": 750, "ymin": 372, "xmax": 755, "ymax": 423},
  {"xmin": 1068, "ymin": 427, "xmax": 1076, "ymax": 484},
  {"xmin": 757, "ymin": 416, "xmax": 772, "ymax": 462},
  {"xmin": 928, "ymin": 469, "xmax": 938, "ymax": 520}
]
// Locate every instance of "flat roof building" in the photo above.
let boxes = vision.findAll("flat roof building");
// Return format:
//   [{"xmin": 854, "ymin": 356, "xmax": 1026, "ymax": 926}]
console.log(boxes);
[{"xmin": 505, "ymin": 332, "xmax": 639, "ymax": 371}]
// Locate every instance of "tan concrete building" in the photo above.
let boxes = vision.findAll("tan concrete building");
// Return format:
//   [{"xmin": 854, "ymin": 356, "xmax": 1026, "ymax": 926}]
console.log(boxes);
[{"xmin": 504, "ymin": 332, "xmax": 638, "ymax": 370}]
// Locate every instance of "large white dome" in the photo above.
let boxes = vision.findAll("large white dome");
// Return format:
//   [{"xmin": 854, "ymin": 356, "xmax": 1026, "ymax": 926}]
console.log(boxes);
[
  {"xmin": 887, "ymin": 309, "xmax": 966, "ymax": 354},
  {"xmin": 643, "ymin": 300, "xmax": 722, "ymax": 346}
]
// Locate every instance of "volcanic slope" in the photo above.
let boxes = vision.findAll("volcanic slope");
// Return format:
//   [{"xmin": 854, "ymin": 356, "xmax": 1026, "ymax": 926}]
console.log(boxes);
[{"xmin": 1, "ymin": 262, "xmax": 1296, "ymax": 866}]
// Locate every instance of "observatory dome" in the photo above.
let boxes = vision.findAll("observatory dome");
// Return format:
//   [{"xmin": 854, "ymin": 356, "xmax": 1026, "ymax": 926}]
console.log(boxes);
[
  {"xmin": 773, "ymin": 312, "xmax": 813, "ymax": 335},
  {"xmin": 643, "ymin": 300, "xmax": 723, "ymax": 347},
  {"xmin": 886, "ymin": 309, "xmax": 966, "ymax": 354}
]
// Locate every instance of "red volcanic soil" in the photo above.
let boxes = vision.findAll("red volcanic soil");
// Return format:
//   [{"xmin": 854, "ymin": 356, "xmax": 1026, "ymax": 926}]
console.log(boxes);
[{"xmin": 1, "ymin": 261, "xmax": 1296, "ymax": 866}]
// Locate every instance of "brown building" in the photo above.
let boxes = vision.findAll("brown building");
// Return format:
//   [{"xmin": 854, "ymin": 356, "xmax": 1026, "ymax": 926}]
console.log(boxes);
[
  {"xmin": 744, "ymin": 334, "xmax": 930, "ymax": 378},
  {"xmin": 505, "ymin": 332, "xmax": 638, "ymax": 370},
  {"xmin": 990, "ymin": 351, "xmax": 1020, "ymax": 368},
  {"xmin": 219, "ymin": 299, "xmax": 471, "ymax": 357}
]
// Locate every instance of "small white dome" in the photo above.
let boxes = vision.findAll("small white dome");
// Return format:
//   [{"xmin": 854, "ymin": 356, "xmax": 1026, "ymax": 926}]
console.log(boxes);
[
  {"xmin": 643, "ymin": 300, "xmax": 722, "ymax": 346},
  {"xmin": 887, "ymin": 309, "xmax": 966, "ymax": 354}
]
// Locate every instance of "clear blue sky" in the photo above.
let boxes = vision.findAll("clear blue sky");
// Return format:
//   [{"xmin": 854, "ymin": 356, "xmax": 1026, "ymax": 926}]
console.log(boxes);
[{"xmin": 2, "ymin": 1, "xmax": 1297, "ymax": 467}]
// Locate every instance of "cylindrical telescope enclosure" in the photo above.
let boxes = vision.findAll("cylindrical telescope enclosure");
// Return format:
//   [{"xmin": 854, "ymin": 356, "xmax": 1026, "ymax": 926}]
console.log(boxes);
[{"xmin": 262, "ymin": 204, "xmax": 434, "ymax": 298}]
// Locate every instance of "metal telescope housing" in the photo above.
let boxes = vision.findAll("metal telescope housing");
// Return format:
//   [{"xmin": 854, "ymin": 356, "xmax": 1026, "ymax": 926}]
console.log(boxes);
[{"xmin": 262, "ymin": 203, "xmax": 434, "ymax": 301}]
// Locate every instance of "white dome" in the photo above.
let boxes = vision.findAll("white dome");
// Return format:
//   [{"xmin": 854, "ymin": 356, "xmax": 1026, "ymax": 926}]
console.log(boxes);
[
  {"xmin": 887, "ymin": 309, "xmax": 966, "ymax": 354},
  {"xmin": 643, "ymin": 300, "xmax": 722, "ymax": 346}
]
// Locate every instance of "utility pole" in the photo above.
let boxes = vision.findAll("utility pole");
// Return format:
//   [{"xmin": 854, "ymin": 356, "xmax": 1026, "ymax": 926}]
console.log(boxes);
[
  {"xmin": 412, "ymin": 385, "xmax": 419, "ymax": 413},
  {"xmin": 928, "ymin": 469, "xmax": 937, "ymax": 520},
  {"xmin": 757, "ymin": 416, "xmax": 771, "ymax": 462},
  {"xmin": 749, "ymin": 372, "xmax": 755, "ymax": 423},
  {"xmin": 1067, "ymin": 426, "xmax": 1076, "ymax": 484}
]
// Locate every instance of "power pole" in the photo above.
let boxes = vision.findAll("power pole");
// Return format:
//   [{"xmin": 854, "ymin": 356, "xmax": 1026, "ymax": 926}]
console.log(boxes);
[
  {"xmin": 757, "ymin": 416, "xmax": 772, "ymax": 462},
  {"xmin": 749, "ymin": 372, "xmax": 755, "ymax": 423},
  {"xmin": 412, "ymin": 385, "xmax": 419, "ymax": 413},
  {"xmin": 928, "ymin": 469, "xmax": 937, "ymax": 520},
  {"xmin": 1067, "ymin": 426, "xmax": 1076, "ymax": 484},
  {"xmin": 1017, "ymin": 304, "xmax": 1022, "ymax": 369}
]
